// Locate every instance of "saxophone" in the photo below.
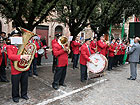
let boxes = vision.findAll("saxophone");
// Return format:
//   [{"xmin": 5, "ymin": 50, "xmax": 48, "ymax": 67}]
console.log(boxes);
[{"xmin": 13, "ymin": 27, "xmax": 37, "ymax": 71}]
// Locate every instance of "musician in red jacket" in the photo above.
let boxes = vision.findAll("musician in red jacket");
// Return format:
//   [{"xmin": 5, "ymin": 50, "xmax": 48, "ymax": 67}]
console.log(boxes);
[
  {"xmin": 97, "ymin": 36, "xmax": 108, "ymax": 56},
  {"xmin": 29, "ymin": 36, "xmax": 40, "ymax": 76},
  {"xmin": 37, "ymin": 37, "xmax": 43, "ymax": 66},
  {"xmin": 80, "ymin": 38, "xmax": 94, "ymax": 82},
  {"xmin": 114, "ymin": 38, "xmax": 121, "ymax": 67},
  {"xmin": 108, "ymin": 39, "xmax": 116, "ymax": 70},
  {"xmin": 7, "ymin": 30, "xmax": 30, "ymax": 103},
  {"xmin": 0, "ymin": 38, "xmax": 9, "ymax": 82},
  {"xmin": 51, "ymin": 34, "xmax": 62, "ymax": 73},
  {"xmin": 119, "ymin": 39, "xmax": 126, "ymax": 65},
  {"xmin": 52, "ymin": 35, "xmax": 69, "ymax": 90},
  {"xmin": 90, "ymin": 36, "xmax": 97, "ymax": 53},
  {"xmin": 72, "ymin": 36, "xmax": 81, "ymax": 69}
]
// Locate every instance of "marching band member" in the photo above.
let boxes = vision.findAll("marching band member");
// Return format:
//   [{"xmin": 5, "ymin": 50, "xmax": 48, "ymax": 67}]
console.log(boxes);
[
  {"xmin": 37, "ymin": 37, "xmax": 43, "ymax": 66},
  {"xmin": 108, "ymin": 39, "xmax": 116, "ymax": 71},
  {"xmin": 52, "ymin": 35, "xmax": 69, "ymax": 90},
  {"xmin": 70, "ymin": 39, "xmax": 74, "ymax": 62},
  {"xmin": 51, "ymin": 34, "xmax": 62, "ymax": 73},
  {"xmin": 80, "ymin": 38, "xmax": 94, "ymax": 82},
  {"xmin": 0, "ymin": 32, "xmax": 6, "ymax": 40},
  {"xmin": 28, "ymin": 36, "xmax": 40, "ymax": 76},
  {"xmin": 72, "ymin": 36, "xmax": 81, "ymax": 69},
  {"xmin": 97, "ymin": 36, "xmax": 108, "ymax": 56},
  {"xmin": 7, "ymin": 30, "xmax": 30, "ymax": 103},
  {"xmin": 90, "ymin": 36, "xmax": 97, "ymax": 53},
  {"xmin": 0, "ymin": 38, "xmax": 9, "ymax": 82},
  {"xmin": 113, "ymin": 38, "xmax": 121, "ymax": 67},
  {"xmin": 120, "ymin": 39, "xmax": 126, "ymax": 65}
]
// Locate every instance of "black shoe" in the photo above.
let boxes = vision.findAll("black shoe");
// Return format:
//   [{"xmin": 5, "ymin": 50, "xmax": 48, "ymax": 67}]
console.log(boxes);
[
  {"xmin": 59, "ymin": 84, "xmax": 67, "ymax": 87},
  {"xmin": 52, "ymin": 85, "xmax": 59, "ymax": 90},
  {"xmin": 81, "ymin": 80, "xmax": 86, "ymax": 83},
  {"xmin": 108, "ymin": 69, "xmax": 111, "ymax": 71},
  {"xmin": 21, "ymin": 96, "xmax": 29, "ymax": 100},
  {"xmin": 28, "ymin": 74, "xmax": 32, "ymax": 77},
  {"xmin": 75, "ymin": 67, "xmax": 79, "ymax": 69},
  {"xmin": 127, "ymin": 77, "xmax": 136, "ymax": 80},
  {"xmin": 13, "ymin": 98, "xmax": 19, "ymax": 103},
  {"xmin": 34, "ymin": 74, "xmax": 38, "ymax": 76},
  {"xmin": 0, "ymin": 79, "xmax": 9, "ymax": 82}
]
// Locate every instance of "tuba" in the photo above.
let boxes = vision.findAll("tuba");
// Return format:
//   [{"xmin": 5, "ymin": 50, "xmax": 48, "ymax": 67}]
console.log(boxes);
[{"xmin": 13, "ymin": 27, "xmax": 37, "ymax": 71}]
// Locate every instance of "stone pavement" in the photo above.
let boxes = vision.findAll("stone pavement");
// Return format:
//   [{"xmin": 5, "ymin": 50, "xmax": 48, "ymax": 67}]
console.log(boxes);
[{"xmin": 0, "ymin": 54, "xmax": 140, "ymax": 105}]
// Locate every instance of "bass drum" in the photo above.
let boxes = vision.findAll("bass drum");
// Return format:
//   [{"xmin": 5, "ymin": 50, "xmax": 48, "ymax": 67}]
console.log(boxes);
[{"xmin": 87, "ymin": 53, "xmax": 108, "ymax": 74}]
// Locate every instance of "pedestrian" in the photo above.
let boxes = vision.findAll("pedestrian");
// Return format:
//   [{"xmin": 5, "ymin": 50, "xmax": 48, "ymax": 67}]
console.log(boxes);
[
  {"xmin": 127, "ymin": 37, "xmax": 140, "ymax": 80},
  {"xmin": 7, "ymin": 30, "xmax": 30, "ymax": 103}
]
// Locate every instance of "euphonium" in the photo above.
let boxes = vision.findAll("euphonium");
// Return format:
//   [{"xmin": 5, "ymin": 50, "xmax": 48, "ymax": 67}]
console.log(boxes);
[
  {"xmin": 58, "ymin": 36, "xmax": 71, "ymax": 54},
  {"xmin": 13, "ymin": 27, "xmax": 37, "ymax": 71}
]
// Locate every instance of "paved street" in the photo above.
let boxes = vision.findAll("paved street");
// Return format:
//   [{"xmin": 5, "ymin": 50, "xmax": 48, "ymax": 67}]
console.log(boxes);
[{"xmin": 0, "ymin": 53, "xmax": 140, "ymax": 105}]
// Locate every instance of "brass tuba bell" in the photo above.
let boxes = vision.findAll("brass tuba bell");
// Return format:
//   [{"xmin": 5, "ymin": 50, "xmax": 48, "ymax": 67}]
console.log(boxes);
[{"xmin": 13, "ymin": 27, "xmax": 37, "ymax": 71}]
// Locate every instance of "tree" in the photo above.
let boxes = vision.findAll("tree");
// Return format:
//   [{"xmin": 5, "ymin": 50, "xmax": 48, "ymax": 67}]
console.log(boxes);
[
  {"xmin": 0, "ymin": 0, "xmax": 60, "ymax": 31},
  {"xmin": 55, "ymin": 0, "xmax": 101, "ymax": 40},
  {"xmin": 89, "ymin": 0, "xmax": 134, "ymax": 39}
]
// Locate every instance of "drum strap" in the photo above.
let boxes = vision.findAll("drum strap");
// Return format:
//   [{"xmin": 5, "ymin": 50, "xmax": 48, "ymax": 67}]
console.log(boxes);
[{"xmin": 88, "ymin": 46, "xmax": 91, "ymax": 55}]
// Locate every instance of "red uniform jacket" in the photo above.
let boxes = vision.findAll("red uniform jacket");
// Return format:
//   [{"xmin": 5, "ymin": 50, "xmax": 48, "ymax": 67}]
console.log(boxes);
[
  {"xmin": 51, "ymin": 39, "xmax": 57, "ymax": 49},
  {"xmin": 72, "ymin": 41, "xmax": 81, "ymax": 54},
  {"xmin": 53, "ymin": 42, "xmax": 68, "ymax": 67},
  {"xmin": 97, "ymin": 40, "xmax": 108, "ymax": 56},
  {"xmin": 109, "ymin": 43, "xmax": 116, "ymax": 57},
  {"xmin": 90, "ymin": 40, "xmax": 97, "ymax": 53},
  {"xmin": 115, "ymin": 43, "xmax": 121, "ymax": 55},
  {"xmin": 80, "ymin": 43, "xmax": 94, "ymax": 65},
  {"xmin": 7, "ymin": 45, "xmax": 23, "ymax": 75},
  {"xmin": 33, "ymin": 40, "xmax": 40, "ymax": 58},
  {"xmin": 71, "ymin": 41, "xmax": 74, "ymax": 52},
  {"xmin": 120, "ymin": 43, "xmax": 126, "ymax": 55}
]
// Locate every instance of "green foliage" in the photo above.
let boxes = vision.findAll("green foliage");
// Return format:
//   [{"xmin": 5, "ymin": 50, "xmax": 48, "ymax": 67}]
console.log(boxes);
[
  {"xmin": 90, "ymin": 0, "xmax": 137, "ymax": 38},
  {"xmin": 55, "ymin": 0, "xmax": 101, "ymax": 39},
  {"xmin": 0, "ymin": 0, "xmax": 60, "ymax": 31}
]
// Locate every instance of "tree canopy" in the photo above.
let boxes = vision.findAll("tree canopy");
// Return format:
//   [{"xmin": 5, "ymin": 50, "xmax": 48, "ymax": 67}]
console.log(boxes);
[
  {"xmin": 89, "ymin": 0, "xmax": 134, "ymax": 38},
  {"xmin": 0, "ymin": 0, "xmax": 60, "ymax": 31},
  {"xmin": 55, "ymin": 0, "xmax": 101, "ymax": 40}
]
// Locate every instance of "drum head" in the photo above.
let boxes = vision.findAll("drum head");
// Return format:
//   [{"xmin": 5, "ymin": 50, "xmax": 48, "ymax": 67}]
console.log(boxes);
[
  {"xmin": 38, "ymin": 49, "xmax": 44, "ymax": 54},
  {"xmin": 87, "ymin": 53, "xmax": 108, "ymax": 74}
]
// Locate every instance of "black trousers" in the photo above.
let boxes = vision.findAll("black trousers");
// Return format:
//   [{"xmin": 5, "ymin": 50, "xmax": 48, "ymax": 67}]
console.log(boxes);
[
  {"xmin": 120, "ymin": 54, "xmax": 124, "ymax": 65},
  {"xmin": 37, "ymin": 54, "xmax": 42, "ymax": 65},
  {"xmin": 52, "ymin": 55, "xmax": 57, "ymax": 73},
  {"xmin": 29, "ymin": 57, "xmax": 37, "ymax": 75},
  {"xmin": 52, "ymin": 66, "xmax": 67, "ymax": 86},
  {"xmin": 108, "ymin": 56, "xmax": 114, "ymax": 70},
  {"xmin": 113, "ymin": 55, "xmax": 120, "ymax": 66},
  {"xmin": 11, "ymin": 71, "xmax": 28, "ymax": 100},
  {"xmin": 73, "ymin": 54, "xmax": 79, "ymax": 68},
  {"xmin": 80, "ymin": 64, "xmax": 87, "ymax": 81},
  {"xmin": 0, "ymin": 60, "xmax": 7, "ymax": 81}
]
